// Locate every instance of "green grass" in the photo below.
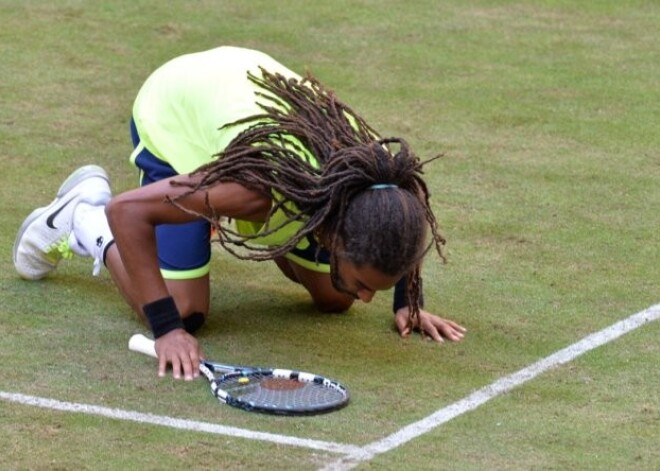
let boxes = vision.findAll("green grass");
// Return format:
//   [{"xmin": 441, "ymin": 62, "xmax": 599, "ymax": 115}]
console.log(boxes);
[{"xmin": 1, "ymin": 1, "xmax": 658, "ymax": 469}]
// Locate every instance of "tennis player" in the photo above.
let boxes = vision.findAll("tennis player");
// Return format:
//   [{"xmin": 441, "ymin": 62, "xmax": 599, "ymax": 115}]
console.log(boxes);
[{"xmin": 14, "ymin": 46, "xmax": 466, "ymax": 380}]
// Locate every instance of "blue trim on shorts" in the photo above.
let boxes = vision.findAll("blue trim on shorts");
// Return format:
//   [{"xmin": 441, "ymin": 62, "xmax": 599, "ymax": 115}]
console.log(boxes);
[
  {"xmin": 130, "ymin": 118, "xmax": 211, "ymax": 273},
  {"xmin": 128, "ymin": 118, "xmax": 329, "ymax": 273},
  {"xmin": 289, "ymin": 234, "xmax": 331, "ymax": 265},
  {"xmin": 130, "ymin": 119, "xmax": 180, "ymax": 185}
]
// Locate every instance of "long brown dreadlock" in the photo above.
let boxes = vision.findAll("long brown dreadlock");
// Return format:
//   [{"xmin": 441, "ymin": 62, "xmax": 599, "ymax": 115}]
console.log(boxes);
[{"xmin": 172, "ymin": 67, "xmax": 446, "ymax": 323}]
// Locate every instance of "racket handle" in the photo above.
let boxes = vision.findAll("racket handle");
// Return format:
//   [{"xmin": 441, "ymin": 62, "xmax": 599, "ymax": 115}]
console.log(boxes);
[{"xmin": 128, "ymin": 333, "xmax": 157, "ymax": 359}]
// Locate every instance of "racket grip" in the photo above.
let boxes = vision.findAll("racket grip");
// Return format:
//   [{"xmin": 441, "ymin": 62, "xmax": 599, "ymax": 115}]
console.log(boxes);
[{"xmin": 128, "ymin": 333, "xmax": 158, "ymax": 358}]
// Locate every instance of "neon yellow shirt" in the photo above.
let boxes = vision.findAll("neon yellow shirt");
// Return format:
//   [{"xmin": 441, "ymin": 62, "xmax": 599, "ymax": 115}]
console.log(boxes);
[
  {"xmin": 131, "ymin": 46, "xmax": 305, "ymax": 174},
  {"xmin": 130, "ymin": 46, "xmax": 328, "ymax": 272}
]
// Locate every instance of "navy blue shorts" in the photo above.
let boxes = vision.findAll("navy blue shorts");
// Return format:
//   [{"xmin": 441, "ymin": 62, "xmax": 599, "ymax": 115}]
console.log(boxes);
[{"xmin": 130, "ymin": 119, "xmax": 211, "ymax": 280}]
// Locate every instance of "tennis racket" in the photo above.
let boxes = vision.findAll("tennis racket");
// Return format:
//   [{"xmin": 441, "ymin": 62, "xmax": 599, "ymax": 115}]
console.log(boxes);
[{"xmin": 128, "ymin": 334, "xmax": 349, "ymax": 415}]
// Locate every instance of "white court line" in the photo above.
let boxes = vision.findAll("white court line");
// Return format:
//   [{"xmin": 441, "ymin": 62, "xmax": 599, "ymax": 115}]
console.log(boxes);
[
  {"xmin": 1, "ymin": 304, "xmax": 657, "ymax": 466},
  {"xmin": 0, "ymin": 391, "xmax": 361, "ymax": 455},
  {"xmin": 321, "ymin": 303, "xmax": 660, "ymax": 470}
]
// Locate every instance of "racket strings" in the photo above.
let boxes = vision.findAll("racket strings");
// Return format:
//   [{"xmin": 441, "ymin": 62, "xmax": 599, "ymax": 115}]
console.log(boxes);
[{"xmin": 218, "ymin": 372, "xmax": 347, "ymax": 412}]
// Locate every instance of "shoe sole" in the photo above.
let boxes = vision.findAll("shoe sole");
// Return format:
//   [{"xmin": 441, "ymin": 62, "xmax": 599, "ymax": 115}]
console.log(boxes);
[{"xmin": 12, "ymin": 165, "xmax": 110, "ymax": 266}]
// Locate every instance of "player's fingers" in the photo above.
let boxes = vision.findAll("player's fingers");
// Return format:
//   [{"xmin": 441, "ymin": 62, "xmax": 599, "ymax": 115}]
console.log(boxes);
[
  {"xmin": 422, "ymin": 321, "xmax": 445, "ymax": 344},
  {"xmin": 158, "ymin": 354, "xmax": 168, "ymax": 378},
  {"xmin": 179, "ymin": 352, "xmax": 196, "ymax": 382},
  {"xmin": 445, "ymin": 319, "xmax": 468, "ymax": 333},
  {"xmin": 188, "ymin": 348, "xmax": 201, "ymax": 379},
  {"xmin": 439, "ymin": 323, "xmax": 465, "ymax": 342},
  {"xmin": 170, "ymin": 355, "xmax": 182, "ymax": 380}
]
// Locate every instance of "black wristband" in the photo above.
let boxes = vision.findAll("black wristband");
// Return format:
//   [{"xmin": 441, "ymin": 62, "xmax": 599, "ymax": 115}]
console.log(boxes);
[
  {"xmin": 393, "ymin": 276, "xmax": 424, "ymax": 313},
  {"xmin": 143, "ymin": 296, "xmax": 185, "ymax": 338}
]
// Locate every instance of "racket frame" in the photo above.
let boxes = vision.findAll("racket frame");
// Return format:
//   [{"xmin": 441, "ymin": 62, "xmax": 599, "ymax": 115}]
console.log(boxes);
[{"xmin": 129, "ymin": 334, "xmax": 349, "ymax": 415}]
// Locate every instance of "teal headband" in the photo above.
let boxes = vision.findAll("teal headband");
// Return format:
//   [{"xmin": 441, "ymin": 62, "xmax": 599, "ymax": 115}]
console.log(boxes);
[{"xmin": 368, "ymin": 183, "xmax": 398, "ymax": 190}]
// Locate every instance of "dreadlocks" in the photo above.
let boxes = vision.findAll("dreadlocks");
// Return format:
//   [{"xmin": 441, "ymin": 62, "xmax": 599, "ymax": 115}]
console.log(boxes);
[{"xmin": 171, "ymin": 67, "xmax": 446, "ymax": 322}]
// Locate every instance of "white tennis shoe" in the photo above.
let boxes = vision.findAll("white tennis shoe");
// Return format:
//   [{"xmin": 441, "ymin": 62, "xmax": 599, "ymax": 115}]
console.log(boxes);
[{"xmin": 13, "ymin": 165, "xmax": 112, "ymax": 280}]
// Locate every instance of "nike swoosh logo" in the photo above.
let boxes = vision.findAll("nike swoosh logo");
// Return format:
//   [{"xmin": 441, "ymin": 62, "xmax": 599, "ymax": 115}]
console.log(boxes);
[{"xmin": 46, "ymin": 197, "xmax": 76, "ymax": 229}]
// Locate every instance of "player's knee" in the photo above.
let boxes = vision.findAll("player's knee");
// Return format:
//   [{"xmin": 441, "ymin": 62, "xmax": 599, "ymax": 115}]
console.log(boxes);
[
  {"xmin": 273, "ymin": 257, "xmax": 300, "ymax": 284},
  {"xmin": 182, "ymin": 312, "xmax": 206, "ymax": 334},
  {"xmin": 175, "ymin": 299, "xmax": 208, "ymax": 334},
  {"xmin": 313, "ymin": 295, "xmax": 354, "ymax": 313}
]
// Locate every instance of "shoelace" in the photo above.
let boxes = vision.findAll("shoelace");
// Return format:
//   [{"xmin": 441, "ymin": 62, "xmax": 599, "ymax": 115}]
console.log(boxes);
[
  {"xmin": 45, "ymin": 237, "xmax": 74, "ymax": 262},
  {"xmin": 45, "ymin": 236, "xmax": 101, "ymax": 276}
]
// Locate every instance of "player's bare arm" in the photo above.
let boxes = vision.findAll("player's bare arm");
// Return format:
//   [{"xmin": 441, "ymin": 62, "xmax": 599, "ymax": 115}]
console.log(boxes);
[
  {"xmin": 106, "ymin": 175, "xmax": 271, "ymax": 380},
  {"xmin": 106, "ymin": 175, "xmax": 271, "ymax": 306}
]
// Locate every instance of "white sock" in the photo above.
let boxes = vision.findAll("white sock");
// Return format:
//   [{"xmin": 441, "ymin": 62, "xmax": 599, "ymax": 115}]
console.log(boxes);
[{"xmin": 70, "ymin": 203, "xmax": 115, "ymax": 276}]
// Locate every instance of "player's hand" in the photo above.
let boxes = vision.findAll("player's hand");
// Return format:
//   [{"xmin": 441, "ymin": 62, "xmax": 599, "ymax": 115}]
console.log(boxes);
[
  {"xmin": 154, "ymin": 328, "xmax": 204, "ymax": 381},
  {"xmin": 394, "ymin": 307, "xmax": 467, "ymax": 343}
]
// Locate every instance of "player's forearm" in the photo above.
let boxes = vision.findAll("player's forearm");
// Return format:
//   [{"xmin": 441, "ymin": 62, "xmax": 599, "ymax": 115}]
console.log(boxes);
[
  {"xmin": 106, "ymin": 202, "xmax": 184, "ymax": 337},
  {"xmin": 105, "ymin": 196, "xmax": 170, "ymax": 305}
]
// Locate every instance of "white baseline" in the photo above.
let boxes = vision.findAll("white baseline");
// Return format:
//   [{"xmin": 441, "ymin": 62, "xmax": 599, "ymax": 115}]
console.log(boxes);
[
  {"xmin": 0, "ymin": 391, "xmax": 361, "ymax": 455},
  {"xmin": 322, "ymin": 303, "xmax": 660, "ymax": 470},
  {"xmin": 0, "ymin": 304, "xmax": 657, "ymax": 465}
]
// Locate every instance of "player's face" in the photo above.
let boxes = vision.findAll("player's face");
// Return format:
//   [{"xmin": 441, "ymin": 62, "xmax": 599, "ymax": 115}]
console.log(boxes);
[{"xmin": 332, "ymin": 258, "xmax": 400, "ymax": 303}]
